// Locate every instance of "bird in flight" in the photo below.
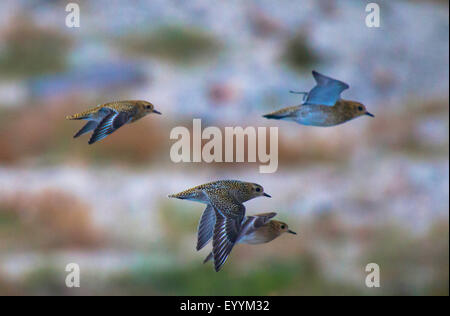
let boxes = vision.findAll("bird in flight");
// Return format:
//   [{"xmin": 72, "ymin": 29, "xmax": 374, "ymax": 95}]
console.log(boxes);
[
  {"xmin": 263, "ymin": 70, "xmax": 374, "ymax": 126},
  {"xmin": 203, "ymin": 211, "xmax": 296, "ymax": 271},
  {"xmin": 169, "ymin": 180, "xmax": 277, "ymax": 271},
  {"xmin": 66, "ymin": 100, "xmax": 161, "ymax": 144}
]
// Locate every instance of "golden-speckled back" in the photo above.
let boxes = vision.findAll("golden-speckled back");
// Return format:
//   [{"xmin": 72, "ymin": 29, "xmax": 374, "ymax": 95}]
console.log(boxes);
[{"xmin": 65, "ymin": 100, "xmax": 148, "ymax": 120}]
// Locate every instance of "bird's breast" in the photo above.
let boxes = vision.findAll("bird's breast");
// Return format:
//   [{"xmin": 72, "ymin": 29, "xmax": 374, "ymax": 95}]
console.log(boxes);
[{"xmin": 297, "ymin": 105, "xmax": 350, "ymax": 126}]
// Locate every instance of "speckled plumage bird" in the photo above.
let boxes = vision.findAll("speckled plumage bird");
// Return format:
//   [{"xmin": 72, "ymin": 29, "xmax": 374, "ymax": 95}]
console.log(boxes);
[
  {"xmin": 66, "ymin": 100, "xmax": 161, "ymax": 144},
  {"xmin": 168, "ymin": 180, "xmax": 271, "ymax": 270},
  {"xmin": 263, "ymin": 70, "xmax": 374, "ymax": 126},
  {"xmin": 203, "ymin": 212, "xmax": 296, "ymax": 271}
]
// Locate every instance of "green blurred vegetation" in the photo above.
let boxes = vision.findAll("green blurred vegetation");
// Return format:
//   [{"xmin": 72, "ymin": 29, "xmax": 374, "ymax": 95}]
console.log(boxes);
[
  {"xmin": 159, "ymin": 201, "xmax": 199, "ymax": 249},
  {"xmin": 3, "ymin": 221, "xmax": 447, "ymax": 295},
  {"xmin": 122, "ymin": 25, "xmax": 221, "ymax": 64},
  {"xmin": 363, "ymin": 222, "xmax": 449, "ymax": 296},
  {"xmin": 281, "ymin": 33, "xmax": 319, "ymax": 73},
  {"xmin": 0, "ymin": 188, "xmax": 448, "ymax": 295},
  {"xmin": 108, "ymin": 255, "xmax": 359, "ymax": 296},
  {"xmin": 0, "ymin": 19, "xmax": 70, "ymax": 78}
]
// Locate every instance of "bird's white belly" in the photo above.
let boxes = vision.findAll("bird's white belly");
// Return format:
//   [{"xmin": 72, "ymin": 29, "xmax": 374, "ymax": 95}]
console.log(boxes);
[{"xmin": 238, "ymin": 233, "xmax": 266, "ymax": 244}]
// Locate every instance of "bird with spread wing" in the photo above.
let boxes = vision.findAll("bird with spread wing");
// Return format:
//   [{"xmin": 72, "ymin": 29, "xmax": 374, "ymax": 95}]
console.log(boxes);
[
  {"xmin": 169, "ymin": 180, "xmax": 296, "ymax": 271},
  {"xmin": 66, "ymin": 100, "xmax": 161, "ymax": 144},
  {"xmin": 263, "ymin": 70, "xmax": 374, "ymax": 126}
]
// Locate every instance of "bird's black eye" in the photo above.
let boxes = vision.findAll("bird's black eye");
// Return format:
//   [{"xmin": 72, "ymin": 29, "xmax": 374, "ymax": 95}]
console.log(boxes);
[
  {"xmin": 255, "ymin": 187, "xmax": 261, "ymax": 192},
  {"xmin": 358, "ymin": 106, "xmax": 363, "ymax": 111},
  {"xmin": 281, "ymin": 225, "xmax": 286, "ymax": 229},
  {"xmin": 146, "ymin": 106, "xmax": 151, "ymax": 109}
]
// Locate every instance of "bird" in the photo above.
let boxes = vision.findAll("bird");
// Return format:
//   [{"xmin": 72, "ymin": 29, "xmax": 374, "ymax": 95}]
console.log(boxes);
[
  {"xmin": 203, "ymin": 212, "xmax": 297, "ymax": 271},
  {"xmin": 168, "ymin": 180, "xmax": 271, "ymax": 269},
  {"xmin": 65, "ymin": 100, "xmax": 161, "ymax": 144},
  {"xmin": 263, "ymin": 70, "xmax": 374, "ymax": 126}
]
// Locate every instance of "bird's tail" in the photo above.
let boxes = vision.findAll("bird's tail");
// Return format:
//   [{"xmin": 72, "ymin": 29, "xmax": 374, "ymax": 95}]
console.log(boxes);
[
  {"xmin": 168, "ymin": 193, "xmax": 187, "ymax": 199},
  {"xmin": 203, "ymin": 252, "xmax": 213, "ymax": 264},
  {"xmin": 263, "ymin": 106, "xmax": 300, "ymax": 120},
  {"xmin": 262, "ymin": 112, "xmax": 284, "ymax": 119},
  {"xmin": 168, "ymin": 189, "xmax": 196, "ymax": 200},
  {"xmin": 66, "ymin": 108, "xmax": 98, "ymax": 120}
]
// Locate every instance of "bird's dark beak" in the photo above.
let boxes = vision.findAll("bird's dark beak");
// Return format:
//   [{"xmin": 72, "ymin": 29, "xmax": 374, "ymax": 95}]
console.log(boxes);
[
  {"xmin": 263, "ymin": 193, "xmax": 271, "ymax": 198},
  {"xmin": 153, "ymin": 109, "xmax": 162, "ymax": 115},
  {"xmin": 288, "ymin": 230, "xmax": 297, "ymax": 235},
  {"xmin": 365, "ymin": 112, "xmax": 374, "ymax": 117}
]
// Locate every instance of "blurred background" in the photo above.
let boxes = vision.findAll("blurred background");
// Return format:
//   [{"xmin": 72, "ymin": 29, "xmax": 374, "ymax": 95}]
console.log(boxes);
[{"xmin": 0, "ymin": 0, "xmax": 448, "ymax": 295}]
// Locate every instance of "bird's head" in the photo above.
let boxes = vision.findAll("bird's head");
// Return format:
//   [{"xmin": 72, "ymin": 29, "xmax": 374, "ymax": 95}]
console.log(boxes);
[
  {"xmin": 271, "ymin": 220, "xmax": 297, "ymax": 236},
  {"xmin": 138, "ymin": 100, "xmax": 162, "ymax": 115},
  {"xmin": 243, "ymin": 182, "xmax": 271, "ymax": 200},
  {"xmin": 349, "ymin": 101, "xmax": 374, "ymax": 118}
]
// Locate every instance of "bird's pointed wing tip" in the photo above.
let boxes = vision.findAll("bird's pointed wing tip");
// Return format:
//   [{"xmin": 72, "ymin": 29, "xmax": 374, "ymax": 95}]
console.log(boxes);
[
  {"xmin": 197, "ymin": 205, "xmax": 216, "ymax": 251},
  {"xmin": 255, "ymin": 212, "xmax": 277, "ymax": 218},
  {"xmin": 312, "ymin": 70, "xmax": 349, "ymax": 88},
  {"xmin": 88, "ymin": 110, "xmax": 127, "ymax": 145},
  {"xmin": 211, "ymin": 211, "xmax": 240, "ymax": 272}
]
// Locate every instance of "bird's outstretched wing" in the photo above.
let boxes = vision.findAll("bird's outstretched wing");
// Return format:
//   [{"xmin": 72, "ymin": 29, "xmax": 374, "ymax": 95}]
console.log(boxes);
[
  {"xmin": 237, "ymin": 212, "xmax": 277, "ymax": 238},
  {"xmin": 211, "ymin": 205, "xmax": 243, "ymax": 272},
  {"xmin": 203, "ymin": 213, "xmax": 276, "ymax": 267},
  {"xmin": 251, "ymin": 212, "xmax": 277, "ymax": 229},
  {"xmin": 197, "ymin": 204, "xmax": 216, "ymax": 251},
  {"xmin": 88, "ymin": 109, "xmax": 132, "ymax": 144},
  {"xmin": 203, "ymin": 251, "xmax": 214, "ymax": 264},
  {"xmin": 73, "ymin": 121, "xmax": 98, "ymax": 138},
  {"xmin": 304, "ymin": 70, "xmax": 349, "ymax": 106},
  {"xmin": 203, "ymin": 192, "xmax": 246, "ymax": 271}
]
